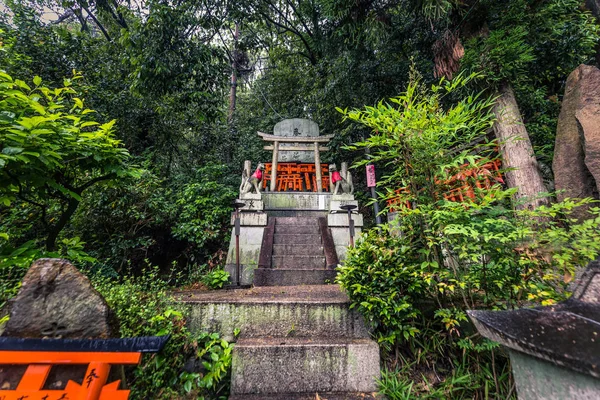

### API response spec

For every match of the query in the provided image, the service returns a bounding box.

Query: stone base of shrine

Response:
[225,211,268,285]
[262,192,332,211]
[224,192,364,285]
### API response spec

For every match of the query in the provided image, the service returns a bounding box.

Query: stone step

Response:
[274,224,320,234]
[273,234,322,245]
[253,268,336,286]
[229,392,379,400]
[178,285,369,340]
[272,244,324,256]
[275,217,320,225]
[230,337,380,395]
[272,255,326,269]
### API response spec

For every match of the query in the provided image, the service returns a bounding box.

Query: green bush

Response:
[202,269,230,289]
[338,73,600,398]
[92,267,232,399]
[72,164,236,278]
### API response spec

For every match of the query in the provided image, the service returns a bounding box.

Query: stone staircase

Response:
[176,217,380,399]
[254,217,338,286]
[177,285,380,399]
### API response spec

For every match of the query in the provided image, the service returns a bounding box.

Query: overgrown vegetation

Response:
[337,75,600,398]
[1,0,600,398]
[92,267,233,399]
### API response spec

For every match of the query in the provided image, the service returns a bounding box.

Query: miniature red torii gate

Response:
[0,336,169,400]
[258,131,334,192]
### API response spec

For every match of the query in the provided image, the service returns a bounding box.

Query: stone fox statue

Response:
[329,164,354,195]
[240,163,265,195]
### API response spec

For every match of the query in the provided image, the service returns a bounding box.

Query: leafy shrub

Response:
[202,269,230,289]
[0,70,135,252]
[72,164,235,277]
[179,332,234,397]
[337,74,600,398]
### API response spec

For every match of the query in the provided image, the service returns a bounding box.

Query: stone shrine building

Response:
[225,118,363,285]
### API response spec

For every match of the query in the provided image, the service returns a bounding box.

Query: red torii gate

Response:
[0,336,169,400]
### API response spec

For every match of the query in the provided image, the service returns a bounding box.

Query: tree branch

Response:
[283,0,313,38]
[80,3,112,41]
[76,172,118,193]
[259,9,317,64]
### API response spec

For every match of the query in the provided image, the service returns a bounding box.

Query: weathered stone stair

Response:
[254,217,338,286]
[177,285,380,399]
[176,216,379,399]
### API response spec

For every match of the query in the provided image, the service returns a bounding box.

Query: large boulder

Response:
[1,258,120,390]
[2,258,118,338]
[553,64,600,220]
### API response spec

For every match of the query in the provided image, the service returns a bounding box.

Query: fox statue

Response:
[240,162,265,195]
[329,163,354,195]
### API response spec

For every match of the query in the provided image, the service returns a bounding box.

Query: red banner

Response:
[366,164,376,187]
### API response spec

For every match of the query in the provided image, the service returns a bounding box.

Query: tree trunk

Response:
[228,23,240,123]
[46,198,80,252]
[493,81,548,210]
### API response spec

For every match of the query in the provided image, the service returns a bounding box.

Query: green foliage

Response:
[71,164,235,276]
[337,75,600,398]
[460,0,600,164]
[202,269,231,289]
[171,169,237,249]
[92,267,232,399]
[378,360,503,400]
[179,332,234,398]
[341,72,496,209]
[0,68,136,251]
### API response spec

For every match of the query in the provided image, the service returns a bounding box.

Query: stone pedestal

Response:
[225,211,268,285]
[239,194,264,211]
[327,212,363,261]
[329,194,359,213]
[468,260,600,400]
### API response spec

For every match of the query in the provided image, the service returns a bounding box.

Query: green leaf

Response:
[14,79,31,91]
[33,76,42,86]
[2,147,24,155]
[80,121,99,128]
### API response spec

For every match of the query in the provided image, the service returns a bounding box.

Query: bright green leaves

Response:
[0,70,134,250]
[337,73,600,398]
[341,72,496,213]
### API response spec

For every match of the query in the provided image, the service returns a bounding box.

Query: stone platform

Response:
[175,285,380,397]
[225,203,363,285]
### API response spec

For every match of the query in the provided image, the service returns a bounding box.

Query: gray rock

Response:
[1,258,120,390]
[2,258,118,339]
[273,119,319,162]
[554,64,600,220]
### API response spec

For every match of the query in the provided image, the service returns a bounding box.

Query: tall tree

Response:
[454,0,599,208]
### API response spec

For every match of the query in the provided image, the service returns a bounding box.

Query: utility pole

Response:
[228,23,240,123]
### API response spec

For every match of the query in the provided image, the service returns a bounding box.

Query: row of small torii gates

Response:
[258,131,333,192]
[258,127,504,205]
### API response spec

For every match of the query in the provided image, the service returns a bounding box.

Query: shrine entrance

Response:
[262,162,330,192]
[226,118,363,287]
[258,119,333,192]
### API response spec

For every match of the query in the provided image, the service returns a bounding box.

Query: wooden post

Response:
[314,142,322,192]
[228,23,240,123]
[270,141,279,192]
